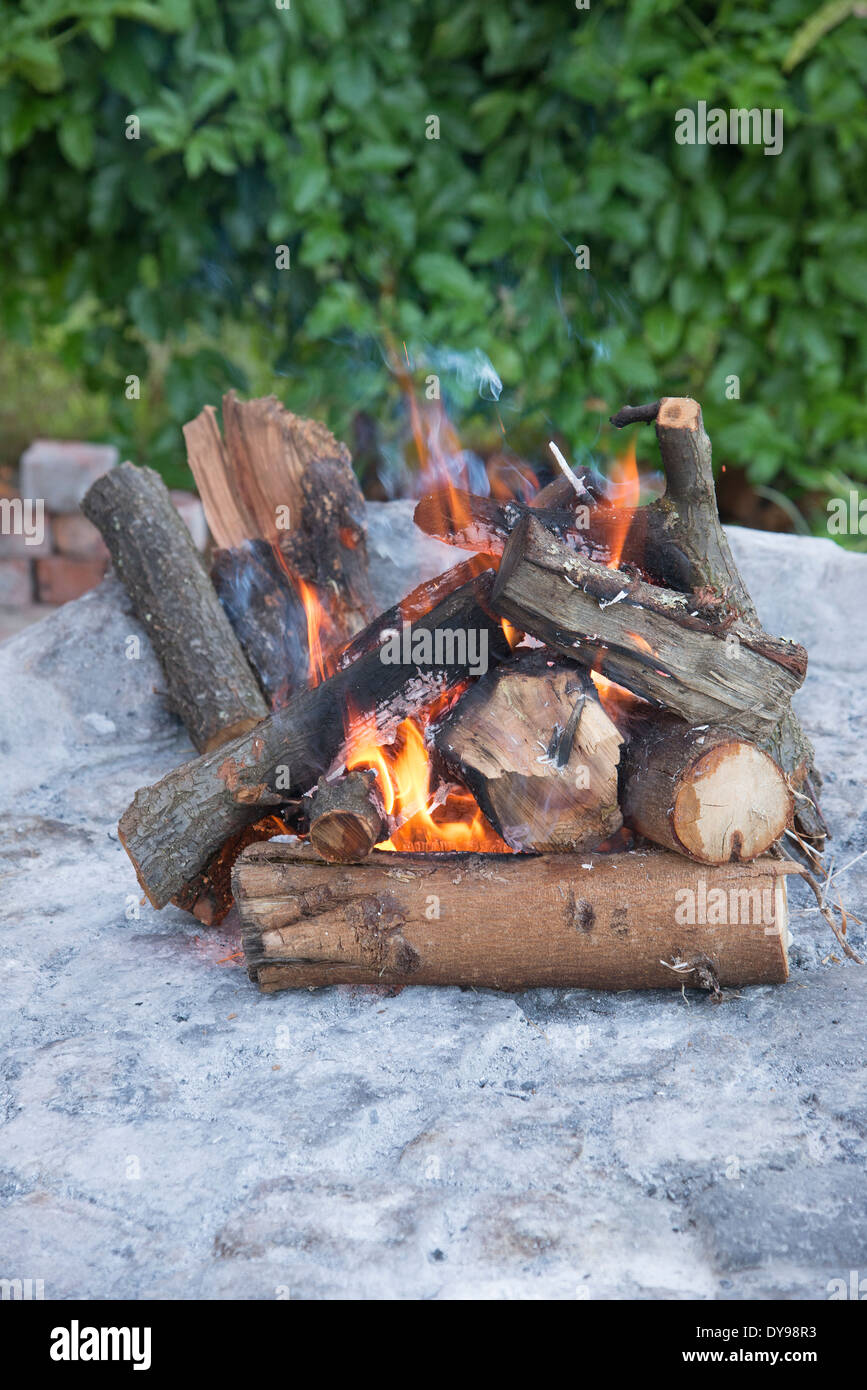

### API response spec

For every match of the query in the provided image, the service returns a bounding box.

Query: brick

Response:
[0,494,53,557]
[0,558,34,605]
[170,490,209,551]
[35,555,108,605]
[52,512,110,560]
[19,439,118,513]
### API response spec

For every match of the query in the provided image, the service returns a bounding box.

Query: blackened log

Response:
[413,488,694,590]
[118,572,511,907]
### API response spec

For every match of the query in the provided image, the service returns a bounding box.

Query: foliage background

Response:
[1,0,865,538]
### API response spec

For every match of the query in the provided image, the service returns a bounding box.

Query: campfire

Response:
[81,392,832,996]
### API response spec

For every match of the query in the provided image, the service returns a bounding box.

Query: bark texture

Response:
[82,461,268,752]
[236,842,796,992]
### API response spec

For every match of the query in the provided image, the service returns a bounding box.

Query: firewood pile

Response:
[82,393,830,996]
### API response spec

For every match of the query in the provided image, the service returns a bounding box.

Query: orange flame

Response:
[346,717,511,853]
[593,438,643,725]
[295,576,338,687]
[606,436,640,571]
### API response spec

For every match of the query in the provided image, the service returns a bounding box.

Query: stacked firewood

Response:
[82,393,822,994]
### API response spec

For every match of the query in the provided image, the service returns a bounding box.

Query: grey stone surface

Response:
[0,517,865,1300]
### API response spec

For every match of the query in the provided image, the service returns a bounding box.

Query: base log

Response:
[235,842,797,992]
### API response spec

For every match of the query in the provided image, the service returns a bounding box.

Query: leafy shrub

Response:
[1,0,866,528]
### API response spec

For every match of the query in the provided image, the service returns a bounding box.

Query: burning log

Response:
[304,769,386,863]
[82,462,268,753]
[210,540,308,707]
[118,572,511,908]
[434,651,623,851]
[619,716,793,864]
[235,842,797,992]
[334,555,487,668]
[491,514,806,738]
[413,487,695,590]
[186,392,376,690]
[610,396,824,840]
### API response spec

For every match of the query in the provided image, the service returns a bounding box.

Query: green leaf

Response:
[57,114,94,171]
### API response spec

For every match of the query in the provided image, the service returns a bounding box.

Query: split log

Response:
[82,462,268,753]
[118,572,511,908]
[435,651,623,851]
[183,391,350,549]
[611,396,823,839]
[235,842,797,992]
[303,770,386,863]
[492,514,806,738]
[186,392,376,658]
[619,716,793,864]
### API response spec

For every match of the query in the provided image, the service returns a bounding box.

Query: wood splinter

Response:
[304,769,386,862]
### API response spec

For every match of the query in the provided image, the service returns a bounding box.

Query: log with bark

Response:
[82,462,268,753]
[619,715,793,864]
[434,650,623,851]
[609,396,824,839]
[118,571,511,908]
[303,769,386,863]
[235,842,797,992]
[491,514,807,738]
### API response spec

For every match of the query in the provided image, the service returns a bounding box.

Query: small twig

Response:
[548,441,589,498]
[609,400,661,429]
[781,829,864,965]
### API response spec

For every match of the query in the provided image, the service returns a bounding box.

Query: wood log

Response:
[611,396,824,839]
[82,462,268,753]
[234,842,797,992]
[303,770,386,863]
[334,556,486,669]
[118,572,511,908]
[619,716,793,864]
[492,514,806,738]
[183,391,351,549]
[210,539,308,708]
[413,487,694,590]
[434,651,623,851]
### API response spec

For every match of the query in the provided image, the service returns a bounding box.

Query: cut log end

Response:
[674,741,792,863]
[304,769,386,863]
[621,721,793,865]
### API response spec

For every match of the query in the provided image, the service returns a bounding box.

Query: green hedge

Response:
[1,0,866,524]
